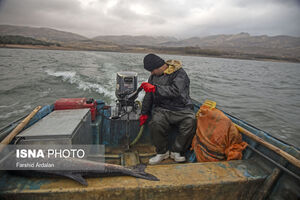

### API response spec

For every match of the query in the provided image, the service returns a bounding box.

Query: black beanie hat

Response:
[143,54,165,71]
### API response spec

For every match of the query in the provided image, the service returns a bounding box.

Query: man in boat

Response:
[139,53,196,165]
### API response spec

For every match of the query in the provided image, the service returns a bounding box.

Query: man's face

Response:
[151,64,166,76]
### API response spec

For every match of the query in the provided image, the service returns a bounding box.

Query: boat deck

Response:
[0,158,269,200]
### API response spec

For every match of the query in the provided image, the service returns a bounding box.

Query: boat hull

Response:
[0,99,299,199]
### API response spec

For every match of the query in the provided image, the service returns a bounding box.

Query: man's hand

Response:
[140,82,156,93]
[139,114,148,126]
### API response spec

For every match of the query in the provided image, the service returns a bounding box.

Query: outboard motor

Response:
[116,72,138,106]
[113,72,142,118]
[111,71,143,149]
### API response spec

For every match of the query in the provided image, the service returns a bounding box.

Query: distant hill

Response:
[93,32,300,59]
[160,33,300,58]
[0,35,60,46]
[0,25,299,61]
[163,32,300,48]
[93,35,178,46]
[0,25,88,42]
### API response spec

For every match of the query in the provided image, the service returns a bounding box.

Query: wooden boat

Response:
[0,98,299,200]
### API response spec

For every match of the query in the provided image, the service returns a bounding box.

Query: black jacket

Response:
[141,67,193,115]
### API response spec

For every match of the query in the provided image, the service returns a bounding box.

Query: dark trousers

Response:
[149,107,196,154]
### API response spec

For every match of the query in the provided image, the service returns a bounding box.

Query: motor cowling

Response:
[115,71,138,107]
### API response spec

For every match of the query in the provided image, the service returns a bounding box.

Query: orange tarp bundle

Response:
[191,105,248,162]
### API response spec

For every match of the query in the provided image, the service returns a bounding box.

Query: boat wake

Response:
[44,69,115,100]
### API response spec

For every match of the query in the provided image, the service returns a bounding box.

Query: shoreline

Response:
[1,44,299,64]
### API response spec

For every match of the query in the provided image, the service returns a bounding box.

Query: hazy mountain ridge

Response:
[1,25,299,61]
[160,32,300,58]
[162,32,300,48]
[0,25,88,42]
[0,35,61,46]
[93,35,178,46]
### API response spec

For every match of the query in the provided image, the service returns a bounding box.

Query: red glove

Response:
[140,82,156,93]
[139,115,148,126]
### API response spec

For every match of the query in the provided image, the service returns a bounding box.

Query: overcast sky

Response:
[0,0,299,38]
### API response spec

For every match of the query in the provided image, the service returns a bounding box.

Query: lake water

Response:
[0,48,299,147]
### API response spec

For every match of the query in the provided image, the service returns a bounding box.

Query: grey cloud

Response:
[105,0,166,25]
[0,0,299,38]
[232,0,300,8]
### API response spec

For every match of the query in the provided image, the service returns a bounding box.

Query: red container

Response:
[54,98,97,121]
